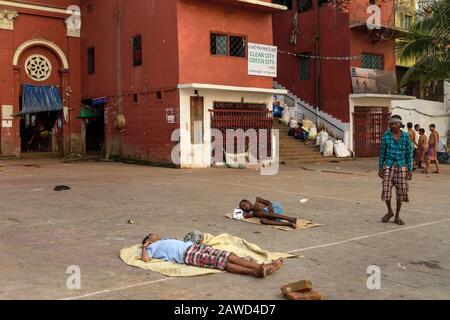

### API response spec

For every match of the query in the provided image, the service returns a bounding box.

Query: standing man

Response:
[407,123,416,161]
[413,124,420,168]
[417,128,428,169]
[379,115,413,226]
[424,124,440,174]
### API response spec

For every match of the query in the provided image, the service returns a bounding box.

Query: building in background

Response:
[81,0,286,168]
[272,0,414,157]
[395,0,446,103]
[395,0,417,97]
[0,0,82,158]
[0,0,286,165]
[395,0,416,68]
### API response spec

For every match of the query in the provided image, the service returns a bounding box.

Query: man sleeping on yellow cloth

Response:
[140,232,283,278]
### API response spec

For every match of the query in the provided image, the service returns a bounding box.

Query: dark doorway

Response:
[85,110,105,154]
[21,111,62,153]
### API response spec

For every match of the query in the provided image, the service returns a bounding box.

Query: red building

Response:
[0,0,82,157]
[81,0,287,167]
[0,0,286,165]
[273,0,413,156]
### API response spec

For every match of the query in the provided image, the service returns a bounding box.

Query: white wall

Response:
[391,99,450,145]
[179,88,273,168]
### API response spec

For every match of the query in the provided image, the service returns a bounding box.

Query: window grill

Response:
[300,56,311,80]
[133,36,142,67]
[210,33,228,56]
[361,54,384,70]
[87,47,95,75]
[230,36,246,57]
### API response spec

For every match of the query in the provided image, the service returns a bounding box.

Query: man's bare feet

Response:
[289,222,297,229]
[265,259,283,276]
[394,218,405,226]
[256,264,267,278]
[382,212,394,223]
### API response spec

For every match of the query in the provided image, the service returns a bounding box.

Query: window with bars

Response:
[87,47,95,75]
[211,33,246,58]
[132,35,142,67]
[211,33,228,56]
[229,36,246,57]
[361,54,384,70]
[299,56,311,80]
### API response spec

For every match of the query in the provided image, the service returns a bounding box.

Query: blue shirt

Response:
[147,239,194,264]
[379,130,413,172]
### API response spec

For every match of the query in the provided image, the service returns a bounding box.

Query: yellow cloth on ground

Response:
[225,213,321,231]
[120,233,294,277]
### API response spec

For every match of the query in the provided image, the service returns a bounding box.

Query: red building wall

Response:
[177,0,274,89]
[273,0,396,123]
[81,0,279,164]
[81,0,180,163]
[0,0,82,156]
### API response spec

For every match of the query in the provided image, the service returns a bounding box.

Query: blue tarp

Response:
[21,84,63,114]
[92,97,107,106]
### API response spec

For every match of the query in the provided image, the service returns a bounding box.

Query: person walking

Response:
[379,115,413,226]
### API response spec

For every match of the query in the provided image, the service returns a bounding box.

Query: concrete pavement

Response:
[0,158,449,300]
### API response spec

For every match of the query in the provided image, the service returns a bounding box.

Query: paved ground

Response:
[0,158,449,300]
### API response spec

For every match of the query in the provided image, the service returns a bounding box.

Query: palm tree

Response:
[396,0,450,98]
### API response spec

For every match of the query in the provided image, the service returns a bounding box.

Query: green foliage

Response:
[396,0,450,86]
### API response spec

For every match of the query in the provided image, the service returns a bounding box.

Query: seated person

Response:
[239,197,297,229]
[294,126,309,141]
[141,233,283,278]
[437,140,449,164]
[272,101,284,118]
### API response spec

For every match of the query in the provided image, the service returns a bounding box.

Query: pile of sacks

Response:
[280,106,304,127]
[316,131,351,158]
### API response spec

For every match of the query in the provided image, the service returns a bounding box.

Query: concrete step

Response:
[279,146,320,152]
[272,119,328,163]
[279,145,319,150]
[281,154,322,159]
[280,158,342,165]
[20,152,62,159]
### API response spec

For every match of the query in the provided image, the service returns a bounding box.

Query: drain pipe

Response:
[115,0,123,159]
[314,0,321,128]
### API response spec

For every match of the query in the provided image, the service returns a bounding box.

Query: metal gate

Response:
[210,102,272,159]
[353,107,391,158]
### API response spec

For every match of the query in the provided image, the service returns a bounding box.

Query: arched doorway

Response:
[13,41,69,155]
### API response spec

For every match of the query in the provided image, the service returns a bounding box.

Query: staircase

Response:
[274,120,338,165]
[273,81,350,142]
